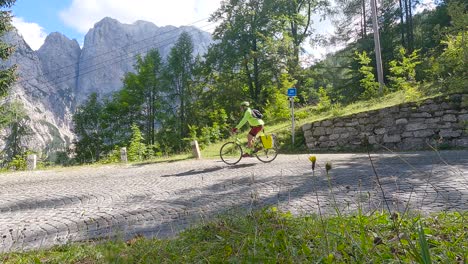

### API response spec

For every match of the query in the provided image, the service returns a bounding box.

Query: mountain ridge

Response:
[1,17,212,162]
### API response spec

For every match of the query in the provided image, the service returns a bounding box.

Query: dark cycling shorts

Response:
[249,125,263,137]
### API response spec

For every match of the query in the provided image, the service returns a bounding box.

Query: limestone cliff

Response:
[0,17,212,160]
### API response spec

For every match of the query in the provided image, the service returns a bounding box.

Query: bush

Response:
[355,51,380,100]
[388,47,423,101]
[316,87,332,112]
[127,124,147,162]
[99,146,121,164]
[264,90,290,121]
[431,33,468,93]
[7,154,27,171]
[331,103,345,117]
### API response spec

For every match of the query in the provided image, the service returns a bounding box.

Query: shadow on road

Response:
[161,166,225,177]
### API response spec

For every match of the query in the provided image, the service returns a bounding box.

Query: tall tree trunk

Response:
[253,38,261,103]
[179,80,186,139]
[288,0,312,86]
[150,87,155,145]
[404,0,412,52]
[398,0,405,48]
[291,20,300,70]
[244,61,256,101]
[362,0,367,38]
[407,0,414,52]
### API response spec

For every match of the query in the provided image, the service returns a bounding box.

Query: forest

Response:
[0,0,467,166]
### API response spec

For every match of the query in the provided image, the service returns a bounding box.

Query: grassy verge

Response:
[2,209,466,263]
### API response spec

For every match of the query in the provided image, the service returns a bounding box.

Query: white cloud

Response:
[414,0,436,14]
[59,0,222,34]
[11,17,48,50]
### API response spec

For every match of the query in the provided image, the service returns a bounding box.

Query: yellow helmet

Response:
[240,101,250,107]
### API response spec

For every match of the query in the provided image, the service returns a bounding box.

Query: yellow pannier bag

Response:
[260,134,274,149]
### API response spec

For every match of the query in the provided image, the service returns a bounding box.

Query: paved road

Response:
[0,151,467,252]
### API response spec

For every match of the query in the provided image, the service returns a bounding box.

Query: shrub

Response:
[7,154,27,171]
[127,124,147,162]
[388,47,423,101]
[355,51,380,100]
[431,32,468,92]
[99,146,121,164]
[331,103,345,117]
[316,86,332,112]
[264,90,290,121]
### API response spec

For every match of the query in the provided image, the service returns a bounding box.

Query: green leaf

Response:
[418,223,432,264]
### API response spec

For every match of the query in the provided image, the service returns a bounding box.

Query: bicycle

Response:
[220,131,278,165]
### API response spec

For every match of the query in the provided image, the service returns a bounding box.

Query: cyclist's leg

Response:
[248,126,263,153]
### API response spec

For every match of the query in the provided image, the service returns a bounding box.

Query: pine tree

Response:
[128,124,146,162]
[72,93,105,163]
[355,51,380,100]
[0,0,17,98]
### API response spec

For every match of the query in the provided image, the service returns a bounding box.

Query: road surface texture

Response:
[0,150,467,252]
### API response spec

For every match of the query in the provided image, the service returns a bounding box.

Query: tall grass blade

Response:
[418,223,432,264]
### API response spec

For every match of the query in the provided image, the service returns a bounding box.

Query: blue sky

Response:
[9,0,436,64]
[9,0,352,63]
[11,0,222,50]
[12,0,82,45]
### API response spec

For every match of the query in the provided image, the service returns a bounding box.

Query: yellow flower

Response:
[308,156,317,163]
[309,156,317,170]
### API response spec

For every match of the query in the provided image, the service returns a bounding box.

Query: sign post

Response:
[287,88,297,145]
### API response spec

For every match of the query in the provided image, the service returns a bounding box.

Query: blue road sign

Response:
[287,88,297,97]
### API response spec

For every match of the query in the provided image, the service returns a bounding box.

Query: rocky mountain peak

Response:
[1,17,213,160]
[76,17,212,103]
[40,32,80,50]
[93,16,120,28]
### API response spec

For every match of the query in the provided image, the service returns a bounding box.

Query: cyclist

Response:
[232,101,264,157]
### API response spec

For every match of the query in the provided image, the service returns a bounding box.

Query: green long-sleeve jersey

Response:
[235,108,264,129]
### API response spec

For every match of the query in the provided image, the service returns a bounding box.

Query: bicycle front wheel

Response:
[220,142,243,165]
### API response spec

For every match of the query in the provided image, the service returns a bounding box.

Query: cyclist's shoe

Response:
[252,147,260,153]
[242,153,252,158]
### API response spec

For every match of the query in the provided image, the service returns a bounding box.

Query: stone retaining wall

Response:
[302,94,468,151]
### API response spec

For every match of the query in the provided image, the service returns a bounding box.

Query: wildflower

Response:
[309,155,317,170]
[325,162,332,172]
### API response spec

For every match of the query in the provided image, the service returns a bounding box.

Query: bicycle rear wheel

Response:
[255,136,278,163]
[220,142,243,165]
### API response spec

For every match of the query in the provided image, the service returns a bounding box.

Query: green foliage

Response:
[199,125,222,147]
[264,73,295,121]
[417,223,432,264]
[0,100,31,167]
[54,151,72,166]
[122,49,164,146]
[431,32,468,92]
[72,93,105,163]
[355,51,380,100]
[388,47,423,101]
[209,0,286,105]
[0,0,16,99]
[98,146,121,164]
[127,124,147,162]
[294,109,310,121]
[185,108,229,149]
[265,90,290,121]
[316,86,332,112]
[330,102,345,117]
[7,154,26,170]
[5,150,36,171]
[166,32,195,141]
[3,210,466,263]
